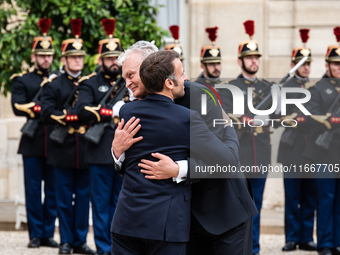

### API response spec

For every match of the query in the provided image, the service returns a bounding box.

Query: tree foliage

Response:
[0,0,168,96]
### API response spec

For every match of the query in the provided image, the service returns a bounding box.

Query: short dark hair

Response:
[140,50,180,93]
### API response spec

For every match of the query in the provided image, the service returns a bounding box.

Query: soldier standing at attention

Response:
[40,19,95,255]
[303,26,340,255]
[278,28,317,252]
[10,18,59,249]
[76,18,128,255]
[220,20,272,255]
[196,27,222,87]
[165,25,185,63]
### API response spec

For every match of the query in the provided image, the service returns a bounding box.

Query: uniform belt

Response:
[252,126,270,135]
[244,126,270,136]
[68,126,86,134]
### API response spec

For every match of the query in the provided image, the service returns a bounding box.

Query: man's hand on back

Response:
[139,153,179,180]
[112,116,143,159]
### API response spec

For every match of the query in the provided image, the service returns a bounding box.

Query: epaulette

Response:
[261,78,274,86]
[305,80,317,90]
[10,71,28,80]
[45,73,58,84]
[217,78,230,84]
[48,72,58,80]
[228,78,237,84]
[78,72,96,83]
[40,75,57,87]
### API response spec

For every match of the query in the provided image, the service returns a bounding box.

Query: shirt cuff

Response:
[172,160,188,183]
[111,148,125,167]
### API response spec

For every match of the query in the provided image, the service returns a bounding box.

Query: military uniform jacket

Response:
[40,72,88,169]
[303,74,340,164]
[11,69,50,157]
[76,72,126,165]
[195,73,221,87]
[277,77,310,165]
[221,74,271,169]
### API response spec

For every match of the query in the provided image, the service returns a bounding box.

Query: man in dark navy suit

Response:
[111,41,256,255]
[111,50,248,255]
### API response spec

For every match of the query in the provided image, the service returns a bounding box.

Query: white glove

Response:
[112,100,125,117]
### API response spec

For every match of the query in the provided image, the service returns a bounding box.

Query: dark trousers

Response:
[283,176,316,244]
[187,214,252,255]
[317,177,340,248]
[90,164,123,254]
[54,166,90,246]
[23,156,57,239]
[111,232,186,255]
[250,177,267,254]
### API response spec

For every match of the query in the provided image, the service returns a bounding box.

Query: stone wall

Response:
[0,94,24,200]
[187,0,340,80]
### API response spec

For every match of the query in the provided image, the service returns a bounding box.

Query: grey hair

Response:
[117,40,159,65]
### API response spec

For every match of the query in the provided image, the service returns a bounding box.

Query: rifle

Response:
[238,56,308,138]
[84,77,126,144]
[49,84,79,145]
[253,56,309,111]
[314,92,340,150]
[18,72,59,138]
[254,56,308,143]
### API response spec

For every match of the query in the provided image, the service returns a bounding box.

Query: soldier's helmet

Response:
[98,18,122,58]
[325,26,340,62]
[200,27,221,63]
[238,20,262,58]
[32,18,54,55]
[291,29,312,63]
[61,18,86,56]
[165,25,184,60]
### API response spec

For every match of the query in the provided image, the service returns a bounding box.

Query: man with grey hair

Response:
[112,41,256,255]
[118,40,159,64]
[116,40,159,99]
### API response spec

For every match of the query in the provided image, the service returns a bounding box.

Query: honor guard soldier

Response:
[76,18,128,255]
[278,29,317,252]
[165,25,185,62]
[303,26,340,255]
[40,18,96,255]
[196,26,222,86]
[10,17,59,249]
[220,20,272,255]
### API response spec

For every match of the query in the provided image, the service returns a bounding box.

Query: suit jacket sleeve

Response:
[190,111,240,170]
